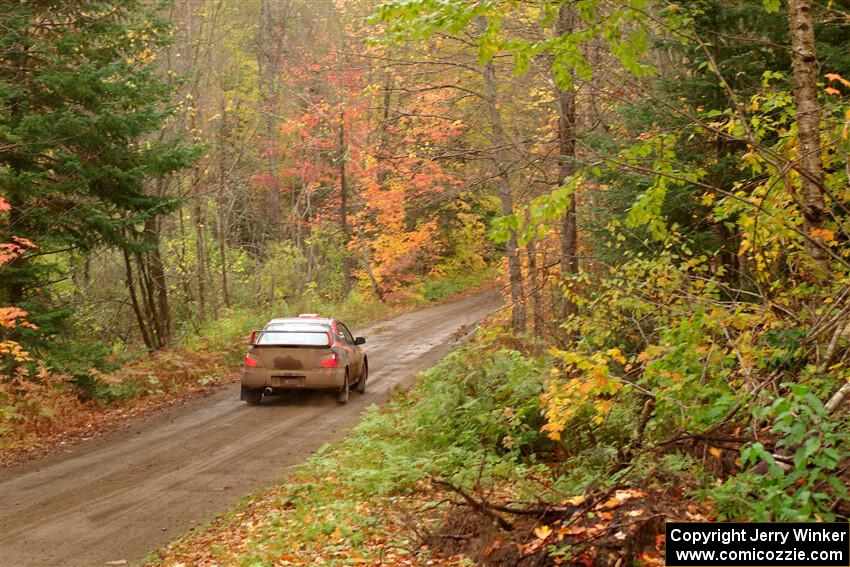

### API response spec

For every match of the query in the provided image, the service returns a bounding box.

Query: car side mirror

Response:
[354,337,366,345]
[249,330,259,345]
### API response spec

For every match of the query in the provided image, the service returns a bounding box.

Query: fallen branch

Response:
[432,479,514,531]
[432,478,617,527]
[438,533,473,540]
[826,382,850,415]
[819,318,848,371]
[660,432,757,447]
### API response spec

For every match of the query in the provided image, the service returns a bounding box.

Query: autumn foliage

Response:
[0,197,37,366]
[4,1,850,565]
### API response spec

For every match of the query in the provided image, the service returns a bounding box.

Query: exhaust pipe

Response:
[264,387,273,396]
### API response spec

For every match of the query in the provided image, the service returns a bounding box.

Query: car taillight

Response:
[245,355,258,367]
[320,352,338,368]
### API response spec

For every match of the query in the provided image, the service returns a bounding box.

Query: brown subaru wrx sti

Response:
[240,314,368,404]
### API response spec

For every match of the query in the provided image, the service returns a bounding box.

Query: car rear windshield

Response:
[255,330,330,347]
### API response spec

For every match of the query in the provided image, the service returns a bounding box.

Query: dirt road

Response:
[0,290,500,567]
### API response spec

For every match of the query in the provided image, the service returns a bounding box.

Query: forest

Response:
[1,0,849,565]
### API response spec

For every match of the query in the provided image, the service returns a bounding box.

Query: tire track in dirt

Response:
[0,290,500,567]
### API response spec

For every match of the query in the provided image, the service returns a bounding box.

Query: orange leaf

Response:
[558,525,587,538]
[597,489,647,510]
[484,538,502,556]
[810,228,836,243]
[641,551,665,566]
[521,539,544,555]
[825,72,850,87]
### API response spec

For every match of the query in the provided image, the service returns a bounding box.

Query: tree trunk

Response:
[482,60,526,333]
[788,0,829,274]
[177,205,193,301]
[257,0,287,237]
[123,218,170,351]
[354,215,384,299]
[192,197,208,321]
[145,193,171,345]
[217,99,231,309]
[555,5,579,320]
[526,228,543,337]
[123,247,154,351]
[217,200,230,309]
[339,108,353,297]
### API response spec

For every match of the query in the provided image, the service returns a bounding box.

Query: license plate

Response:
[272,376,305,387]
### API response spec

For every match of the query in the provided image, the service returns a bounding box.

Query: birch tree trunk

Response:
[482,60,526,333]
[788,0,829,274]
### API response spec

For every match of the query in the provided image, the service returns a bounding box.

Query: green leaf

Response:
[763,0,781,13]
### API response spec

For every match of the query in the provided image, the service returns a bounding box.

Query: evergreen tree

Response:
[0,1,199,357]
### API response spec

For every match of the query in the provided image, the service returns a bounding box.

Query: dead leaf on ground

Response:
[562,494,586,506]
[534,524,552,540]
[484,538,502,556]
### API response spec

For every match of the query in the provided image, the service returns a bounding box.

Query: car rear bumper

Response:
[241,367,345,391]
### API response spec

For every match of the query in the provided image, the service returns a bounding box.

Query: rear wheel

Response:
[241,385,262,405]
[337,370,350,404]
[355,359,367,394]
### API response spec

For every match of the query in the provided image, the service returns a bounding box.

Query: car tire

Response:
[355,359,367,394]
[242,385,262,405]
[338,370,350,404]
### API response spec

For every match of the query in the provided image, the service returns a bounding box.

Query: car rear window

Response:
[255,330,330,347]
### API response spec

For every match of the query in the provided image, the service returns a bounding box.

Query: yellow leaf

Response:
[563,495,587,506]
[606,348,626,364]
[844,109,850,139]
[534,525,553,540]
[547,429,562,441]
[708,446,723,458]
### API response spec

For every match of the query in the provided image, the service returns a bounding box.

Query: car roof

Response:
[265,317,333,327]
